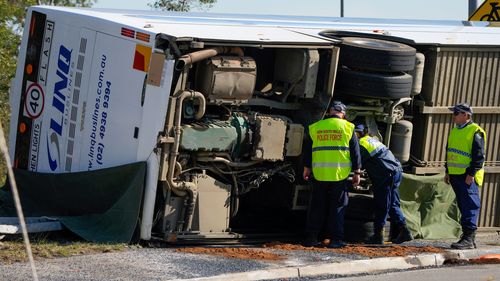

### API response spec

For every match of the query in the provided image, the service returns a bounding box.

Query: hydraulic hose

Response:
[175,47,244,71]
[167,91,205,196]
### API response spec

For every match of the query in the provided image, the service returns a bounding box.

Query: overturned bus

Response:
[5,6,500,242]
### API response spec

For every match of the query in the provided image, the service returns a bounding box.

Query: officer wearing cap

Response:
[302,101,361,248]
[445,103,486,249]
[354,124,412,244]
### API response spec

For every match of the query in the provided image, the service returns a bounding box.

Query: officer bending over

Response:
[355,124,413,244]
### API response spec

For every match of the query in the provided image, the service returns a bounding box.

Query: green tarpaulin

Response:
[400,173,461,239]
[0,162,146,243]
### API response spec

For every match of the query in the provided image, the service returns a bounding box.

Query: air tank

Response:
[389,120,413,164]
[410,52,425,95]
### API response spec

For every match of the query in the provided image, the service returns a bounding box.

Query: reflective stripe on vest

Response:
[309,118,354,181]
[359,135,386,157]
[447,122,487,185]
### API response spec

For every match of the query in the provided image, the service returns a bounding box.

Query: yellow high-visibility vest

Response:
[309,118,354,181]
[359,135,385,156]
[447,122,486,186]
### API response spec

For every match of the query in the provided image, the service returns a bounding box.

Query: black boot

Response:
[389,222,401,243]
[327,239,347,248]
[451,229,476,249]
[394,224,413,244]
[366,228,384,244]
[302,232,321,247]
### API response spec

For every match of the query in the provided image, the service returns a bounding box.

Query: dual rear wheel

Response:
[336,37,416,99]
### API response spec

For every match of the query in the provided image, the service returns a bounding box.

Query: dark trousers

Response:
[305,179,349,241]
[450,174,481,231]
[372,170,406,230]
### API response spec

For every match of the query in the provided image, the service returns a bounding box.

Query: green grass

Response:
[0,233,133,264]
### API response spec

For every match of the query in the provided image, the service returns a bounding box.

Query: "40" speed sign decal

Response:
[24,82,45,119]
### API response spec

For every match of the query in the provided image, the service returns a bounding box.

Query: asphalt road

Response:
[330,264,500,281]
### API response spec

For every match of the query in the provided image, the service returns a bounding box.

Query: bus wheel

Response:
[336,69,413,99]
[339,37,416,72]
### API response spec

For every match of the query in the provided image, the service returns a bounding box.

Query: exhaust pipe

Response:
[175,47,244,71]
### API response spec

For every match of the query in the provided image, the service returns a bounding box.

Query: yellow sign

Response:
[469,0,500,21]
[133,44,152,72]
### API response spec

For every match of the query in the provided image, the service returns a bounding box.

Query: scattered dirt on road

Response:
[445,256,500,265]
[263,241,330,252]
[469,254,500,265]
[176,247,285,261]
[177,242,444,261]
[469,258,500,264]
[264,242,443,257]
[331,245,443,257]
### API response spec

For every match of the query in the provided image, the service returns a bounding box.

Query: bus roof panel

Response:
[32,6,500,46]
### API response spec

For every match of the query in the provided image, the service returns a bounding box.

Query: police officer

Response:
[354,124,413,244]
[302,101,361,248]
[445,103,486,249]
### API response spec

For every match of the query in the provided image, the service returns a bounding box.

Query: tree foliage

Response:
[0,0,32,184]
[0,0,32,136]
[149,0,216,12]
[36,0,95,7]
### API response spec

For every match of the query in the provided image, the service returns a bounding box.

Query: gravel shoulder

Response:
[0,233,498,281]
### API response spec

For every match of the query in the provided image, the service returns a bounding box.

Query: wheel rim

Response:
[345,38,403,49]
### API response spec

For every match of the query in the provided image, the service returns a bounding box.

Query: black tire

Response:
[344,219,393,243]
[345,194,375,220]
[344,219,374,242]
[336,69,413,99]
[339,37,416,72]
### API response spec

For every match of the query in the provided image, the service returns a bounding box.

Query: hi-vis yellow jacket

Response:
[447,123,486,185]
[308,118,354,181]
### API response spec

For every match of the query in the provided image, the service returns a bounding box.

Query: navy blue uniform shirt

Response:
[359,138,402,183]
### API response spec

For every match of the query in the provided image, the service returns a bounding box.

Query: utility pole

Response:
[340,0,344,17]
[469,0,480,17]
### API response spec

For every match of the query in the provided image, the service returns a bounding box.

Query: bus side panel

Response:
[78,32,147,171]
[11,10,155,173]
[136,59,174,162]
[34,20,90,173]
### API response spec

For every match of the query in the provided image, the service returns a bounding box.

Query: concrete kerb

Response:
[297,254,442,278]
[180,247,500,281]
[445,247,500,260]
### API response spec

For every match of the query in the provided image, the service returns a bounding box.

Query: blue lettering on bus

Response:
[47,45,71,171]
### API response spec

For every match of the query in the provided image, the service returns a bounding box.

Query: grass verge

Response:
[0,233,133,264]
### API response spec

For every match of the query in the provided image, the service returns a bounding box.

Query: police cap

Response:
[449,103,473,115]
[331,101,347,114]
[354,123,365,132]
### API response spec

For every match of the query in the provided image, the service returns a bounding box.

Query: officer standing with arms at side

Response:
[302,101,361,248]
[354,124,413,244]
[445,103,486,249]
